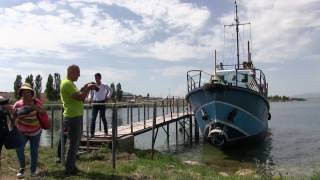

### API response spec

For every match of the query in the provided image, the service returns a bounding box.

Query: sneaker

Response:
[16,168,25,178]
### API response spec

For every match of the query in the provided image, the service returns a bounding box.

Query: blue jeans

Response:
[16,132,41,173]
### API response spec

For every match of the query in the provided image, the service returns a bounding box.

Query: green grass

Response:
[1,146,320,180]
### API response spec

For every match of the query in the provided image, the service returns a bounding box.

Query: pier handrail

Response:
[43,96,195,170]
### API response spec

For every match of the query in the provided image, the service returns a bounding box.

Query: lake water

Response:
[41,99,320,176]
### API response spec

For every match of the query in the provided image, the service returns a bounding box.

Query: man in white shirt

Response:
[89,73,112,137]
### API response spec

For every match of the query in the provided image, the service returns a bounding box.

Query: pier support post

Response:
[189,115,193,145]
[60,107,65,165]
[130,103,133,133]
[112,104,117,169]
[194,116,199,144]
[86,107,90,151]
[51,106,54,148]
[151,102,157,159]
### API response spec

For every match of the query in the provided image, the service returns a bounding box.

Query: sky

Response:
[0,0,319,97]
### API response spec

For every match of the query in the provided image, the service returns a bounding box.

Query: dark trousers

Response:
[91,104,108,135]
[57,116,82,172]
[0,118,8,155]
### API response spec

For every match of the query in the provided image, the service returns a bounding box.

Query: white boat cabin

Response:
[215,69,255,88]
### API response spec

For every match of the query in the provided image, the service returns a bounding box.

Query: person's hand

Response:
[87,83,98,90]
[32,104,45,113]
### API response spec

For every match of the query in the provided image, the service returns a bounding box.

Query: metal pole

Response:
[105,105,108,135]
[112,104,117,169]
[147,103,150,120]
[176,98,179,118]
[138,104,140,122]
[127,103,129,124]
[166,97,169,114]
[195,116,199,144]
[162,101,165,122]
[189,115,193,145]
[86,106,90,151]
[99,112,102,131]
[183,118,185,144]
[151,102,156,159]
[130,103,133,133]
[182,100,185,116]
[51,105,54,148]
[172,97,175,114]
[143,104,146,128]
[60,106,65,164]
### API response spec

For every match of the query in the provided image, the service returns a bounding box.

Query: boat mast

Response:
[235,1,240,69]
[214,49,217,75]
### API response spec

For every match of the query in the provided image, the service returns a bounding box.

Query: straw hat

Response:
[19,83,34,97]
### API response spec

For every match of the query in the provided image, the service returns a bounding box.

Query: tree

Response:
[45,74,55,101]
[14,75,23,99]
[25,74,34,88]
[34,74,42,99]
[116,83,123,101]
[53,73,61,100]
[110,83,116,101]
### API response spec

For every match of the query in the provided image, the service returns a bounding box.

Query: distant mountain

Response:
[294,92,320,99]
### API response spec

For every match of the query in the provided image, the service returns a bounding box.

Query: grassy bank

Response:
[0,146,319,180]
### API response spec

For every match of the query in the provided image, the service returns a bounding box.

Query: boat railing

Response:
[187,68,268,97]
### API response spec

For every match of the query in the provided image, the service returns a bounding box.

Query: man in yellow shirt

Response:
[59,65,97,175]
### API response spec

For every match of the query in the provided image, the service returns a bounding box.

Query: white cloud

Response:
[0,0,319,64]
[38,1,57,12]
[0,0,211,61]
[238,0,320,63]
[13,2,37,12]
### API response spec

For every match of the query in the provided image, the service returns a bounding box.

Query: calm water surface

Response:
[41,99,320,176]
[136,99,320,176]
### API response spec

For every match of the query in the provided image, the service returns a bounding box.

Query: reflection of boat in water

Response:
[186,1,271,147]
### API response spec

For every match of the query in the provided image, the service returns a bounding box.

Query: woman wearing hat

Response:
[13,83,46,178]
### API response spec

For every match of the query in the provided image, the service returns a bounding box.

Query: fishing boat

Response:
[186,2,270,147]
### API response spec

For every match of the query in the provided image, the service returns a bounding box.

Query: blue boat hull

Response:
[186,84,270,146]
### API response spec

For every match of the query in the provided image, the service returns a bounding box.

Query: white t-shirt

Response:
[89,84,112,101]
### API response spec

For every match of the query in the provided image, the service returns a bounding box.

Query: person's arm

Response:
[32,99,46,113]
[72,83,97,101]
[104,85,113,100]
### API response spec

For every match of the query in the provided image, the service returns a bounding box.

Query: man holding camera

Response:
[89,73,112,137]
[59,65,98,175]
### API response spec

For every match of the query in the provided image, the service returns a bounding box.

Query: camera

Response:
[89,82,100,91]
[0,97,9,105]
[0,97,9,118]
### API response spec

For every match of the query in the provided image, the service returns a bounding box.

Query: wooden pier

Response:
[79,112,191,149]
[48,97,198,169]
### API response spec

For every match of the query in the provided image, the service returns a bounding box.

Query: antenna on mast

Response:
[235,1,240,69]
[248,41,251,63]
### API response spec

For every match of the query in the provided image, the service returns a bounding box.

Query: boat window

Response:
[232,75,236,81]
[242,74,248,83]
[218,75,224,81]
